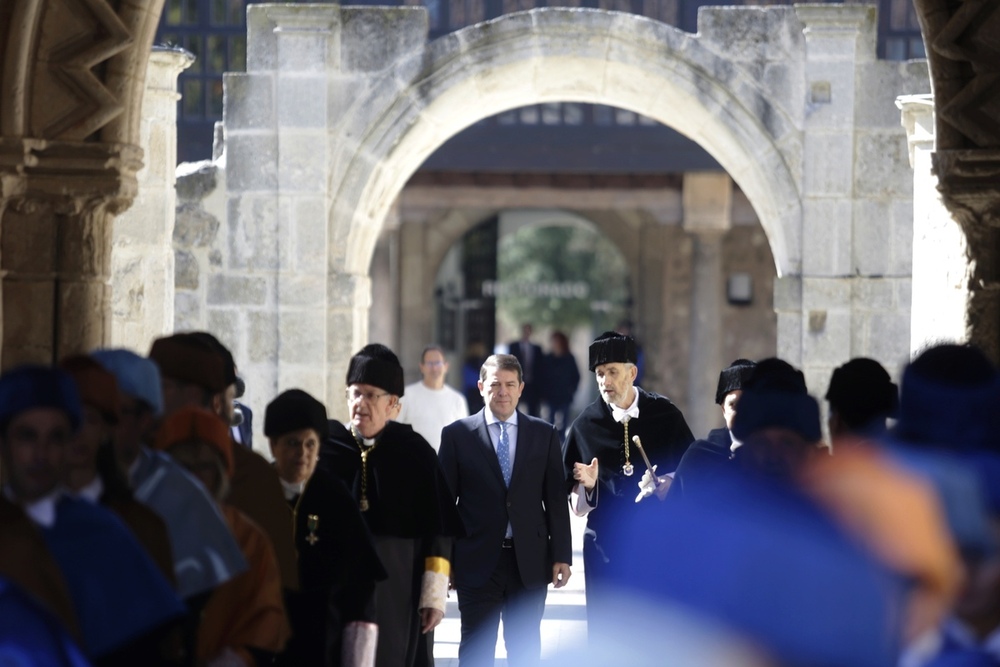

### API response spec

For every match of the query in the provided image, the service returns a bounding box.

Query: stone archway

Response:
[221,3,926,416]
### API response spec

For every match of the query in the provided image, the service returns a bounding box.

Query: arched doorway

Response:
[222,4,921,418]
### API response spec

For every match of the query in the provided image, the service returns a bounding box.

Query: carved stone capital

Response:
[0,137,142,217]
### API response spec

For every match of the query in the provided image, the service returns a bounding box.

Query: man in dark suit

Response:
[508,324,543,416]
[439,354,572,667]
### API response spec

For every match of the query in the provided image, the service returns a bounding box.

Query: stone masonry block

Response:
[802,277,852,309]
[866,310,910,368]
[224,73,275,130]
[176,163,219,202]
[174,291,202,330]
[773,275,802,311]
[854,132,911,199]
[804,309,851,366]
[247,6,278,72]
[279,309,325,363]
[341,7,427,73]
[206,309,244,363]
[174,204,220,248]
[276,133,328,192]
[277,31,331,74]
[802,198,852,276]
[852,199,891,276]
[293,198,328,273]
[277,274,326,307]
[248,311,278,364]
[174,250,199,289]
[803,132,853,196]
[851,277,895,311]
[207,275,267,306]
[227,195,284,270]
[890,198,913,275]
[226,133,278,192]
[276,76,328,129]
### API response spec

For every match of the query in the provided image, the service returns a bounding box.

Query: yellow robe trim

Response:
[424,556,451,576]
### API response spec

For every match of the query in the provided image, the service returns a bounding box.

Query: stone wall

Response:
[207,3,928,424]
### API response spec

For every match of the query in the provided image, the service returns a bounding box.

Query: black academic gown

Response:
[277,470,386,667]
[562,388,693,636]
[671,427,734,500]
[322,421,463,667]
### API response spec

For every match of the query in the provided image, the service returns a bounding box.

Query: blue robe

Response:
[0,575,91,667]
[131,447,247,597]
[41,497,186,659]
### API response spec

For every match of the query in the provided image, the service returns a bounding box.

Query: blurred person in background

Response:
[540,331,579,440]
[156,406,290,667]
[396,345,469,453]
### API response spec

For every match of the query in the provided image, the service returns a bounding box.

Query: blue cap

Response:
[0,365,82,430]
[91,349,164,417]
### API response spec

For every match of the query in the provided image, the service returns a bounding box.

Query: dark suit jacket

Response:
[508,341,542,384]
[439,409,572,591]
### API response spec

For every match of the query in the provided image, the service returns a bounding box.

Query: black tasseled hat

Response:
[588,331,637,371]
[346,343,405,397]
[715,358,757,405]
[264,389,330,441]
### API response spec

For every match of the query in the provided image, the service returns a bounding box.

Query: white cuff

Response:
[342,621,378,667]
[570,482,597,516]
[419,569,449,613]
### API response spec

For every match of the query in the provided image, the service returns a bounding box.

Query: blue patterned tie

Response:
[498,421,512,487]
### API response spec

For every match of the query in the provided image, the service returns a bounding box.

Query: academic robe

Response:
[228,444,299,591]
[100,492,176,587]
[0,496,80,640]
[131,447,247,598]
[562,387,693,635]
[197,504,291,664]
[670,427,733,500]
[41,496,186,660]
[0,575,91,667]
[323,420,464,667]
[277,470,386,667]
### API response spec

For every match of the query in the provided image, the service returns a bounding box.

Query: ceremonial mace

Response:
[631,435,660,487]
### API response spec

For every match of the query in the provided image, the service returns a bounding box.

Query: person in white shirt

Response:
[396,345,469,452]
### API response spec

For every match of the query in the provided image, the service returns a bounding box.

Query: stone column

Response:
[683,172,731,438]
[225,6,339,429]
[897,95,968,353]
[794,5,866,392]
[0,140,141,367]
[111,48,194,351]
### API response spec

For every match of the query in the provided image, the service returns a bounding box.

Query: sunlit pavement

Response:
[434,514,588,666]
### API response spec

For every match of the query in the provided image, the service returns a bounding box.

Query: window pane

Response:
[184,0,199,24]
[166,0,184,25]
[520,105,539,125]
[909,37,926,59]
[209,79,225,117]
[615,108,636,125]
[498,110,518,125]
[563,103,583,125]
[593,104,614,126]
[229,36,247,72]
[642,0,676,24]
[229,0,245,24]
[185,35,203,72]
[183,80,203,118]
[542,103,561,125]
[210,0,225,24]
[207,35,226,73]
[884,38,905,61]
[160,32,180,48]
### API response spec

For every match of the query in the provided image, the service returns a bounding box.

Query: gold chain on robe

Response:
[351,426,379,511]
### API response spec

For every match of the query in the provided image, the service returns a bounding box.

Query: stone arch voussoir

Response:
[332,8,803,279]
